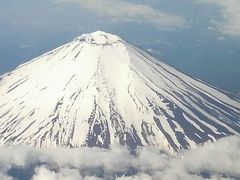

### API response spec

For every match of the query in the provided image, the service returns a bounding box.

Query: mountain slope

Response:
[0,31,239,153]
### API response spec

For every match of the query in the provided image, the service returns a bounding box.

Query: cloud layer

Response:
[0,136,239,180]
[202,0,240,36]
[58,0,185,30]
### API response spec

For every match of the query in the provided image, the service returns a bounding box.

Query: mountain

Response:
[0,31,239,153]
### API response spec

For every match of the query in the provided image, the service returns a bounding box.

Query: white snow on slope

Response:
[0,31,239,153]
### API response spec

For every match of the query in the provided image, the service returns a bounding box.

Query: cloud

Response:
[57,0,185,30]
[19,44,32,49]
[32,167,85,180]
[0,136,239,179]
[201,0,240,36]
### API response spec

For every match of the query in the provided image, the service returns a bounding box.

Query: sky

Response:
[0,0,240,94]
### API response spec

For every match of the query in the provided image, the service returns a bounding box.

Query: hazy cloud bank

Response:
[201,0,240,36]
[0,136,239,180]
[57,0,185,30]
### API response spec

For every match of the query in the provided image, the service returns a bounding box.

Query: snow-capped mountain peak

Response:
[0,31,239,153]
[74,31,122,45]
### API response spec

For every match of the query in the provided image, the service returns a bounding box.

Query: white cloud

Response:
[0,136,239,179]
[32,167,58,180]
[0,172,12,180]
[57,0,185,30]
[32,167,85,180]
[201,0,240,36]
